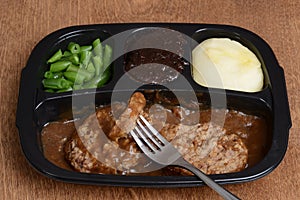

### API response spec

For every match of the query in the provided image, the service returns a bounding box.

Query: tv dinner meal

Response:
[16,24,291,187]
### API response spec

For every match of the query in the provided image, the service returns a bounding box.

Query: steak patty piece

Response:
[163,123,248,175]
[65,92,146,174]
[108,92,146,141]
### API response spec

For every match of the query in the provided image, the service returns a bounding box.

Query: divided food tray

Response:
[16,23,291,187]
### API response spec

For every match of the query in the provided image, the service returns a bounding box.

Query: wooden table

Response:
[1,1,299,199]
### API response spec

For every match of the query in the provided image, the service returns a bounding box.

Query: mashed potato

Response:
[192,38,264,92]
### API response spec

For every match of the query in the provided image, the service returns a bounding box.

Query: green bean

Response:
[66,65,94,81]
[73,84,82,90]
[65,79,74,87]
[79,69,94,81]
[92,38,103,57]
[66,64,80,72]
[63,71,85,84]
[63,51,72,57]
[103,44,113,70]
[80,51,92,66]
[44,89,55,93]
[68,42,81,54]
[80,45,92,52]
[44,71,63,79]
[47,49,62,63]
[78,63,84,69]
[92,38,101,48]
[50,61,71,72]
[86,62,95,73]
[42,78,71,89]
[97,68,111,87]
[92,56,103,76]
[68,54,80,65]
[57,87,73,93]
[82,68,111,89]
[44,71,52,79]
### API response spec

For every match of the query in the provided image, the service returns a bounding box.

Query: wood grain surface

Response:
[1,0,299,199]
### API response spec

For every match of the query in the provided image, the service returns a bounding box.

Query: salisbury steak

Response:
[64,92,248,175]
[161,123,248,175]
[65,92,146,174]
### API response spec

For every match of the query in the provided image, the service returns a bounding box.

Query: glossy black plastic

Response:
[16,23,291,187]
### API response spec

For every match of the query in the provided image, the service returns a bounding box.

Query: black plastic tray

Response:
[16,23,291,187]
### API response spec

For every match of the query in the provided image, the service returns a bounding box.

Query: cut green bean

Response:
[44,89,55,93]
[66,64,79,72]
[66,65,94,81]
[80,50,92,66]
[79,69,94,81]
[92,56,103,76]
[103,44,113,70]
[68,42,81,54]
[92,38,101,48]
[73,84,82,90]
[64,79,74,87]
[86,62,95,73]
[92,38,103,57]
[78,63,85,69]
[68,54,80,65]
[63,71,85,84]
[42,78,71,89]
[80,45,93,52]
[50,61,71,72]
[44,71,53,79]
[82,68,111,89]
[53,72,63,79]
[47,49,62,63]
[97,68,111,87]
[44,71,63,79]
[57,87,73,93]
[63,51,72,57]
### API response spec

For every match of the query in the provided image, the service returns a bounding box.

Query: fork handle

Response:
[173,157,241,200]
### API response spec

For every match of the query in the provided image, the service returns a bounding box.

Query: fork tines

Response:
[130,115,167,153]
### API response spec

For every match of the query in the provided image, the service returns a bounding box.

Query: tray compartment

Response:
[34,28,116,104]
[33,89,273,186]
[191,28,271,90]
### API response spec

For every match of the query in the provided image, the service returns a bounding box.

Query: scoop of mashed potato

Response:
[192,38,263,92]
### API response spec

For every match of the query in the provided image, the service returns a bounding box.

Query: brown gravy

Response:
[41,107,270,174]
[41,121,75,171]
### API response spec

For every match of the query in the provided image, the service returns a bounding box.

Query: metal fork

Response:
[130,115,240,200]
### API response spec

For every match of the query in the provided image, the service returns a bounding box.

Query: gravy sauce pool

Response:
[41,121,76,170]
[41,106,270,174]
